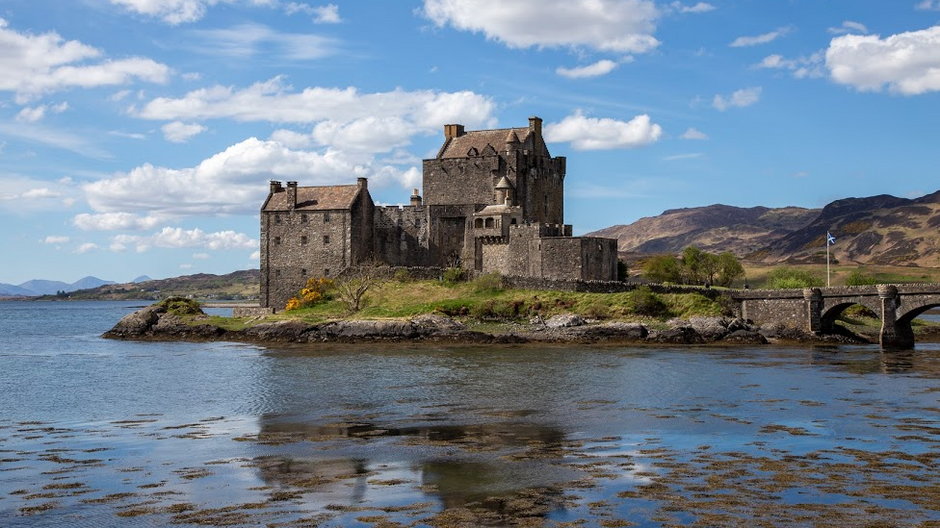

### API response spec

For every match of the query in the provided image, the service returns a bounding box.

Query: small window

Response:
[324,268,330,276]
[301,214,308,223]
[416,218,421,227]
[323,213,331,223]
[474,218,483,228]
[301,235,308,245]
[510,218,517,225]
[323,235,330,244]
[484,217,494,228]
[301,268,307,276]
[274,214,281,224]
[274,236,281,245]
[275,269,281,278]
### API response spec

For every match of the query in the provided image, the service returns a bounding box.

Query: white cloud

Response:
[83,137,421,216]
[0,176,79,212]
[544,111,663,150]
[313,4,341,23]
[826,25,940,95]
[42,235,70,244]
[75,242,99,254]
[0,18,169,102]
[712,87,761,111]
[187,23,337,61]
[16,102,68,123]
[729,27,792,47]
[0,121,110,158]
[680,127,708,140]
[193,252,210,259]
[669,2,715,14]
[757,52,824,79]
[663,152,703,161]
[112,227,257,252]
[249,250,261,260]
[556,59,621,79]
[916,0,940,11]
[180,263,193,269]
[422,0,660,53]
[828,21,868,35]
[73,212,164,231]
[162,121,207,143]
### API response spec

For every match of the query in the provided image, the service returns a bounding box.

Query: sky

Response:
[1,0,939,284]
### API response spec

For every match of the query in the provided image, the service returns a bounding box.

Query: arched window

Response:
[484,217,494,228]
[474,218,483,228]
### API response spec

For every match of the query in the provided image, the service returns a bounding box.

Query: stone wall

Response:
[423,157,498,206]
[373,205,430,266]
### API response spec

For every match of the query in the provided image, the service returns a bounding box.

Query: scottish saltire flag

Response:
[827,231,836,245]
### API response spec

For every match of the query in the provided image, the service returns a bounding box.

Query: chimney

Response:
[269,180,283,194]
[286,181,297,209]
[357,177,368,191]
[444,124,465,139]
[410,188,422,207]
[528,116,542,136]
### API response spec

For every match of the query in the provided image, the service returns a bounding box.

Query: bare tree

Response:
[334,263,390,313]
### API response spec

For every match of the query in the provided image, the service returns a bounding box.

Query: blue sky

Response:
[2,0,939,284]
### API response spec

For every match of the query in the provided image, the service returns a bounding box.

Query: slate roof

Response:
[263,184,361,211]
[439,127,532,158]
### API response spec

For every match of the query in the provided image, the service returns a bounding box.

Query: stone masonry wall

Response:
[373,205,430,266]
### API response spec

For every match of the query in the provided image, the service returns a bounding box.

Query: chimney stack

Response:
[528,116,542,136]
[444,124,465,139]
[410,188,422,207]
[286,181,298,209]
[269,180,283,194]
[357,177,368,191]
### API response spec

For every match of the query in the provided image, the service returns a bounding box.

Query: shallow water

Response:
[0,301,937,527]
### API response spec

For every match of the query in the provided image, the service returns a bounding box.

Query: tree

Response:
[643,255,682,283]
[715,252,745,287]
[681,246,705,284]
[617,259,629,282]
[334,264,390,313]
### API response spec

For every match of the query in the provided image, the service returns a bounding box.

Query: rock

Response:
[103,305,162,337]
[242,320,314,342]
[686,316,730,342]
[646,326,705,344]
[721,329,768,345]
[545,313,586,328]
[568,322,648,341]
[316,319,418,340]
[412,314,466,335]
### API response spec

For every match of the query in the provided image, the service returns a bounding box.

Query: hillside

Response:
[590,204,819,257]
[590,190,940,266]
[40,270,260,300]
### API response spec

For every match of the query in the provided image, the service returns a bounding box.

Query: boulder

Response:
[545,313,586,328]
[103,305,162,337]
[568,322,648,341]
[721,329,768,345]
[316,319,418,340]
[646,326,705,344]
[412,314,466,335]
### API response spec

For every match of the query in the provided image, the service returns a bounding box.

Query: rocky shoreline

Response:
[103,303,876,347]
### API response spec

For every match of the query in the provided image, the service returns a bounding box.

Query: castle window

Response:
[275,269,281,278]
[323,235,330,244]
[510,218,517,225]
[474,218,483,228]
[323,212,331,223]
[301,235,308,245]
[415,218,421,227]
[544,195,549,212]
[274,236,281,245]
[467,147,479,157]
[274,214,281,224]
[301,214,308,223]
[324,268,330,276]
[484,217,494,228]
[301,268,307,276]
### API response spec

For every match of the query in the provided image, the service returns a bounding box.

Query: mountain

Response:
[10,276,117,296]
[132,275,153,283]
[0,283,37,297]
[590,190,940,266]
[589,204,820,257]
[44,269,260,300]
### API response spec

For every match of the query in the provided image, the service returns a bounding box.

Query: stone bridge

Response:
[731,284,940,349]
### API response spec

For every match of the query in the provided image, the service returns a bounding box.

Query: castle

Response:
[260,117,618,309]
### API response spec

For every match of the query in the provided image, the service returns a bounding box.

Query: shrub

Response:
[393,269,412,282]
[617,259,629,282]
[629,286,670,317]
[643,255,682,284]
[845,270,878,286]
[471,272,503,293]
[765,267,824,289]
[158,297,203,316]
[583,301,610,319]
[285,277,334,311]
[442,267,466,284]
[843,304,877,319]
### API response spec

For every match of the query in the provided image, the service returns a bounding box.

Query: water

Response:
[0,301,937,527]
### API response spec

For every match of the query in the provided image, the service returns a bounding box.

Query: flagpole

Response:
[827,239,830,288]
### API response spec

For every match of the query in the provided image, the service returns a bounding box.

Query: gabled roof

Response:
[439,127,532,158]
[263,184,361,212]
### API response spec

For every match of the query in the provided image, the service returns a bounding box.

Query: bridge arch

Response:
[819,301,879,332]
[897,301,940,326]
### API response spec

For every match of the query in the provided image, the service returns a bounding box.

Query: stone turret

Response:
[495,175,514,205]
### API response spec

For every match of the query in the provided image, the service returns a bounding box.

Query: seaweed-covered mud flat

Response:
[1,299,938,528]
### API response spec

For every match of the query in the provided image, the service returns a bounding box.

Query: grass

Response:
[264,277,724,325]
[741,263,940,289]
